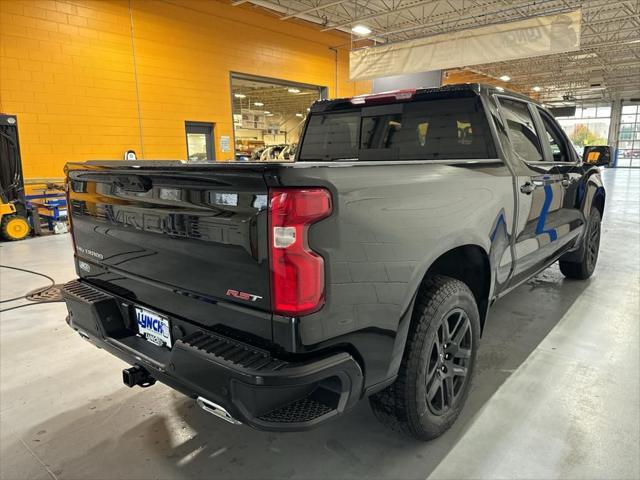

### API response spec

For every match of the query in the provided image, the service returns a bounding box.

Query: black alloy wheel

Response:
[425,308,472,415]
[369,275,480,440]
[560,206,602,280]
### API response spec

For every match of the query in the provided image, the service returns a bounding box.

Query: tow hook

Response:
[122,366,156,388]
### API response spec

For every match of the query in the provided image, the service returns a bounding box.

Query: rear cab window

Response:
[298,95,497,161]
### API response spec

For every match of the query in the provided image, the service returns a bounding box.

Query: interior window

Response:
[538,109,571,162]
[498,98,543,163]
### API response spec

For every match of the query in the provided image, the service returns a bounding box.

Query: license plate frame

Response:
[135,306,172,348]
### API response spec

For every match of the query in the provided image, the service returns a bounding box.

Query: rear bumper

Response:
[61,279,363,431]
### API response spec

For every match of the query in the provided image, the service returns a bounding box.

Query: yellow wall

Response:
[0,0,370,179]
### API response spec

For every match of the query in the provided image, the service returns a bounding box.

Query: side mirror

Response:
[582,145,613,167]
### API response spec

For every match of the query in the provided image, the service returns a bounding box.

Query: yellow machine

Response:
[1,114,30,241]
[0,202,30,241]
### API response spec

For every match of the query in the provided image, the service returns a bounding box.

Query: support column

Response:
[608,98,622,150]
[608,98,622,167]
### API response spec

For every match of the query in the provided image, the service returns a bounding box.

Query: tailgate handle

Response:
[114,176,152,193]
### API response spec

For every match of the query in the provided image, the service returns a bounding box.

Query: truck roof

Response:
[310,83,537,112]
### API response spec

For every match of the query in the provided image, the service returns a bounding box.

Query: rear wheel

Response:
[559,206,601,280]
[369,275,480,440]
[1,214,30,241]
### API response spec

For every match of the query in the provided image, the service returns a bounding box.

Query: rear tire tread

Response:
[559,207,601,280]
[369,274,478,440]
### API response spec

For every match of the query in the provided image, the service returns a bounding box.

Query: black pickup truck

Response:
[62,84,609,440]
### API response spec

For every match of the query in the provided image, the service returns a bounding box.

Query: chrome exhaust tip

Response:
[196,396,242,425]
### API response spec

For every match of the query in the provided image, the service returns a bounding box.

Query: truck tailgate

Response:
[66,162,272,340]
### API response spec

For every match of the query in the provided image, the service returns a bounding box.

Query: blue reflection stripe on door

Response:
[535,183,558,242]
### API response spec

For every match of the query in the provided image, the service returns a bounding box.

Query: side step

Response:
[258,396,334,423]
[180,330,289,373]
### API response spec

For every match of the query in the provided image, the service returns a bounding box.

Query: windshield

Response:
[298,96,496,161]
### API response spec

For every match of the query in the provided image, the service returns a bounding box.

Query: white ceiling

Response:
[234,0,640,103]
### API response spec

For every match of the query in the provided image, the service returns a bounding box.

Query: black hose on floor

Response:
[0,264,57,306]
[0,301,62,313]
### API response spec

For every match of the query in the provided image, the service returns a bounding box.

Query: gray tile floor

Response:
[1,168,638,480]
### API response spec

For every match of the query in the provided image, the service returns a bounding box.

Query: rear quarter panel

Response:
[269,160,515,387]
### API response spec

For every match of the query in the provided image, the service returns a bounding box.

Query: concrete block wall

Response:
[0,0,370,179]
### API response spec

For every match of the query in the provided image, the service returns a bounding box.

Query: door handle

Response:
[520,182,537,194]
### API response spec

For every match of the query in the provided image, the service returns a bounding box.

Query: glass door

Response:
[618,104,640,168]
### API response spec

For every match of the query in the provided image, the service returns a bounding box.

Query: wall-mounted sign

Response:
[350,10,581,80]
[220,135,231,153]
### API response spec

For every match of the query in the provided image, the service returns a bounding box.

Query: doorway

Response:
[230,73,326,161]
[185,122,215,162]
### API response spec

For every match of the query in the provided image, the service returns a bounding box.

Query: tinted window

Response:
[298,97,496,161]
[498,98,543,163]
[298,112,359,161]
[538,109,571,162]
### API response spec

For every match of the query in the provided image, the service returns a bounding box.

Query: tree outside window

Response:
[569,124,607,147]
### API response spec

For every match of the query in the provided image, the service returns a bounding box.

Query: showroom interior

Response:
[0,0,639,479]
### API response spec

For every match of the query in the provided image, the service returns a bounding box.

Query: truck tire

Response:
[559,206,601,280]
[369,275,480,440]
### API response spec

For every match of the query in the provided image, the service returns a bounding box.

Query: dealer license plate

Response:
[135,307,172,348]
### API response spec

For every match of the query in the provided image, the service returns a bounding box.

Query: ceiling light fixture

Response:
[295,113,303,117]
[254,102,264,107]
[499,75,511,82]
[264,111,270,114]
[234,93,246,98]
[351,24,371,36]
[571,52,598,60]
[532,86,542,92]
[287,88,301,94]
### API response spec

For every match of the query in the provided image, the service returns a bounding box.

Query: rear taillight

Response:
[269,188,332,317]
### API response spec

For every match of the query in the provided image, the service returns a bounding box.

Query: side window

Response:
[498,98,543,163]
[538,109,571,162]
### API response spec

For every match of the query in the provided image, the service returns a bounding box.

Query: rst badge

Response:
[226,289,263,302]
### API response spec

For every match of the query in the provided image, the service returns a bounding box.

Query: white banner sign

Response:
[350,10,581,81]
